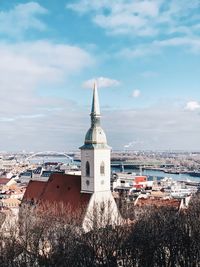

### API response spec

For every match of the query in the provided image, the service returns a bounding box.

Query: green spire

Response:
[90,81,101,127]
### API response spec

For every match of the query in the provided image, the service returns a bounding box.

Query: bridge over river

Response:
[111,160,171,169]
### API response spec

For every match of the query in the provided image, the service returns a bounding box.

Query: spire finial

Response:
[91,80,100,116]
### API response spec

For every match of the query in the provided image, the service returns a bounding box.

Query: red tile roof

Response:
[136,197,181,209]
[23,180,46,202]
[0,178,10,185]
[134,176,147,183]
[41,174,91,211]
[23,174,91,221]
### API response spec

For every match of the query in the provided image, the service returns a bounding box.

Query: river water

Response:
[112,167,200,181]
[28,157,200,182]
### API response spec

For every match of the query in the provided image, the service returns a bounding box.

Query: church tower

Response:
[80,82,111,193]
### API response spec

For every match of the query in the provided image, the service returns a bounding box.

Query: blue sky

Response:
[0,0,200,151]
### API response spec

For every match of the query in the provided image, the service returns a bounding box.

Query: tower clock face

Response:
[86,180,90,186]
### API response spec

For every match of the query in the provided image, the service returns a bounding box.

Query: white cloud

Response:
[132,89,141,98]
[185,101,200,111]
[67,0,160,36]
[124,140,144,149]
[0,2,48,37]
[118,45,161,59]
[67,0,200,38]
[2,100,200,151]
[66,0,109,14]
[0,37,95,151]
[0,40,94,118]
[117,35,200,59]
[67,0,200,57]
[154,37,200,49]
[93,13,150,36]
[104,104,200,150]
[0,114,45,123]
[83,77,120,88]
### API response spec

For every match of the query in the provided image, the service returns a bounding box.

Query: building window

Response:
[100,202,105,213]
[86,161,90,177]
[100,161,105,176]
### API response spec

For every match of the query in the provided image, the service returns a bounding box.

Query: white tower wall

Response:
[81,148,111,193]
[80,82,122,231]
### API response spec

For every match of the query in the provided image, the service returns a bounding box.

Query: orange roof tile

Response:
[40,173,91,211]
[23,174,91,220]
[23,180,46,202]
[0,178,10,185]
[136,197,181,209]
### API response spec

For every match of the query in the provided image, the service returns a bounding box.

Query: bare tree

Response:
[1,197,200,266]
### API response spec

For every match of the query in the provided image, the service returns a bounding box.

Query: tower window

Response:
[100,161,105,176]
[86,161,90,177]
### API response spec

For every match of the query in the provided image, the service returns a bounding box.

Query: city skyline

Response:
[0,0,200,151]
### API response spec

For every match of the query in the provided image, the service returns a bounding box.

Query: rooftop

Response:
[23,173,91,221]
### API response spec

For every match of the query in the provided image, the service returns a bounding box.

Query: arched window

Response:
[100,161,105,176]
[86,161,90,177]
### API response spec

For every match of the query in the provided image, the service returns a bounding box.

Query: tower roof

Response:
[91,81,100,116]
[80,82,109,149]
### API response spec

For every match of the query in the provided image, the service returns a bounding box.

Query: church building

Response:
[23,83,120,231]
